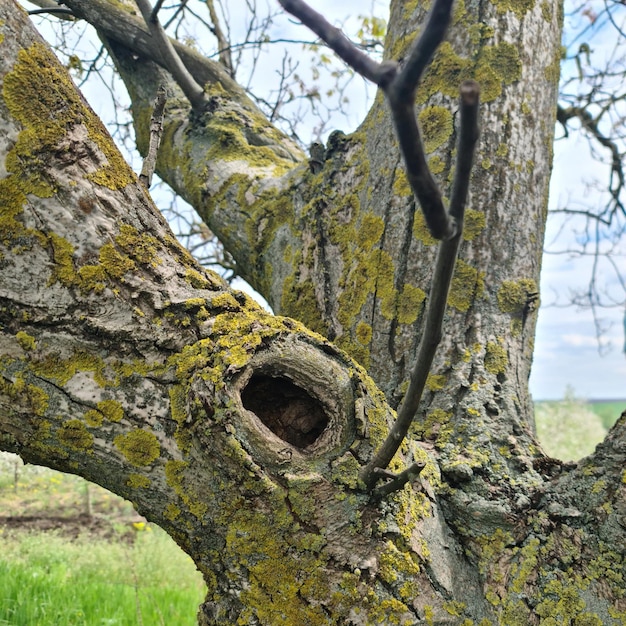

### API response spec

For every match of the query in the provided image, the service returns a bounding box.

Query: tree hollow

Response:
[241,374,329,448]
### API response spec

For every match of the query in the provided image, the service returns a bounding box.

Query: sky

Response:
[22,0,626,401]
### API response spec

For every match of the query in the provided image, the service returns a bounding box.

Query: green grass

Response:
[0,527,206,625]
[0,453,206,626]
[534,391,625,461]
[588,400,625,430]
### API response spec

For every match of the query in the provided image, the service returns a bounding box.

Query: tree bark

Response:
[1,0,626,624]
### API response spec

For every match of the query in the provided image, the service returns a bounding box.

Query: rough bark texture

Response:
[1,0,626,624]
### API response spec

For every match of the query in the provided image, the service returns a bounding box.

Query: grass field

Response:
[0,455,206,626]
[0,394,623,624]
[588,400,626,430]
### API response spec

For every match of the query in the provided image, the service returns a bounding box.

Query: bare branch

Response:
[361,84,480,489]
[28,7,75,18]
[135,0,206,109]
[372,462,426,497]
[207,0,234,77]
[150,0,166,22]
[390,0,455,100]
[277,0,395,86]
[139,86,167,189]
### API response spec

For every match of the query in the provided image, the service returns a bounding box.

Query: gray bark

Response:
[1,0,626,624]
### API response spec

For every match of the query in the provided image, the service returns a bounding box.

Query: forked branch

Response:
[361,82,479,489]
[135,0,206,109]
[278,0,480,490]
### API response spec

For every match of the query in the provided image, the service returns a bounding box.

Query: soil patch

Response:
[0,513,138,542]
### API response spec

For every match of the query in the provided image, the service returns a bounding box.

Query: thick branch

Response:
[61,0,249,102]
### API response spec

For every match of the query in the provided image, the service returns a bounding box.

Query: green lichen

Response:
[33,351,111,388]
[210,292,241,311]
[393,169,412,198]
[330,453,362,489]
[127,473,151,488]
[418,42,472,102]
[115,224,160,266]
[3,42,134,192]
[185,268,221,290]
[16,331,36,351]
[413,408,453,446]
[114,429,160,466]
[475,42,522,102]
[544,47,562,83]
[426,374,447,391]
[497,278,538,315]
[96,399,124,423]
[413,210,438,246]
[356,322,373,345]
[58,419,93,451]
[418,106,454,153]
[379,540,420,591]
[163,502,181,521]
[164,458,209,520]
[397,284,427,324]
[358,213,385,248]
[447,260,484,312]
[1,372,50,416]
[484,341,508,375]
[492,0,536,17]
[98,243,136,279]
[428,155,445,174]
[463,209,486,241]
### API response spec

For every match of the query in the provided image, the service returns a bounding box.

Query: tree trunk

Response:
[1,0,626,624]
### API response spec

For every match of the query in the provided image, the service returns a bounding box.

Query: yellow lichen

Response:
[484,341,508,375]
[497,279,538,315]
[447,260,484,312]
[114,429,160,466]
[3,42,134,193]
[355,321,373,345]
[58,419,93,451]
[418,106,454,153]
[15,331,36,351]
[127,473,151,488]
[463,209,486,241]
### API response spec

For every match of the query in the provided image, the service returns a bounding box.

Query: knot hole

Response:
[241,374,329,449]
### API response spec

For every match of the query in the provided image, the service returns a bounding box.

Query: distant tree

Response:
[1,0,626,624]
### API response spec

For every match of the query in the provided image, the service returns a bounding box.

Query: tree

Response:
[1,0,625,623]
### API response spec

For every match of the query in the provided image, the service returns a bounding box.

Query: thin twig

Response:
[372,462,426,497]
[139,86,167,189]
[391,0,455,100]
[150,0,166,22]
[28,7,75,18]
[278,0,481,490]
[277,0,397,86]
[361,84,480,489]
[384,0,459,240]
[207,0,234,77]
[135,0,206,110]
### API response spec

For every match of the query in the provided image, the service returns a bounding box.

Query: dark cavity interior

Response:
[241,374,329,448]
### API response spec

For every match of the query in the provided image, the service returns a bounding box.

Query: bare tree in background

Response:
[2,0,626,624]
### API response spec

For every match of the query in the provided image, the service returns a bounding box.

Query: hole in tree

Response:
[241,374,329,448]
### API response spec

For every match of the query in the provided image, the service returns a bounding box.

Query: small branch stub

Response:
[139,86,167,189]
